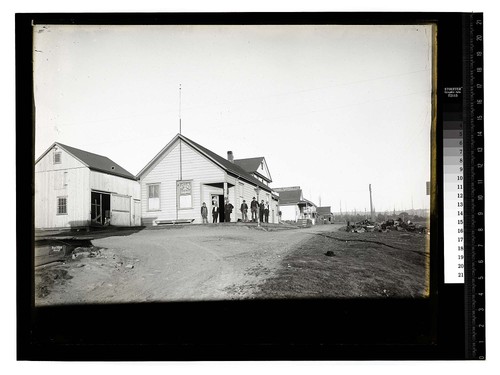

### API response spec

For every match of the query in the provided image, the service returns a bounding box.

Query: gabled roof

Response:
[36,142,137,181]
[276,188,303,205]
[234,157,272,182]
[275,188,317,207]
[234,157,264,172]
[137,134,272,192]
[317,206,332,215]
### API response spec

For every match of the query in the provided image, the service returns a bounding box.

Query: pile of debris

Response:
[342,218,428,234]
[70,246,103,260]
[382,218,428,233]
[343,219,377,233]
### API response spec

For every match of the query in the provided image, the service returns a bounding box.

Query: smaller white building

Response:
[35,142,141,229]
[274,187,317,224]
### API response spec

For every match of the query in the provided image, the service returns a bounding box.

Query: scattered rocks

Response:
[72,251,89,259]
[125,264,134,269]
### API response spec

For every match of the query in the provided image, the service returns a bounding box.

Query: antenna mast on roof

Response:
[178,84,183,180]
[177,84,183,222]
[179,83,182,135]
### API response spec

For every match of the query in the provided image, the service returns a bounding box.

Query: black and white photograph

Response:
[10,3,499,367]
[33,23,432,305]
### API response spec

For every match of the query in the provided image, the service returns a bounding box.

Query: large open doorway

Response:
[91,191,111,226]
[211,194,225,223]
[218,195,225,223]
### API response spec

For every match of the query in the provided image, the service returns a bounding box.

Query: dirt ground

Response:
[34,223,429,305]
[256,229,429,299]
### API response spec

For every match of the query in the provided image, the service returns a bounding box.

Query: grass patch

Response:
[257,231,428,299]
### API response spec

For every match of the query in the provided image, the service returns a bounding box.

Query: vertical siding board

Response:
[35,166,90,228]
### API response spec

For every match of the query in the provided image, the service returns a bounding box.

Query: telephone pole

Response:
[369,184,374,222]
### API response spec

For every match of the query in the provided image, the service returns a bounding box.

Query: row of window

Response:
[147,181,193,211]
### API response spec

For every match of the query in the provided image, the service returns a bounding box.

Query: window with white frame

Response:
[177,180,192,209]
[57,197,67,215]
[148,184,160,211]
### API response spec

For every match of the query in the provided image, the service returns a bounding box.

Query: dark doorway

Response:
[91,191,111,225]
[219,195,225,223]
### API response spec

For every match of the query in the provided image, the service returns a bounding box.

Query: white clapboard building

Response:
[35,142,141,229]
[137,133,279,225]
[274,186,317,225]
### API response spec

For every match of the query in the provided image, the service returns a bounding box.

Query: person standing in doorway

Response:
[259,200,265,223]
[250,197,258,222]
[212,202,219,223]
[240,200,248,222]
[201,202,209,224]
[224,199,234,223]
[264,201,270,223]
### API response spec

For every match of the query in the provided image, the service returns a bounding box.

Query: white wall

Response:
[225,175,277,223]
[139,139,225,223]
[35,145,85,173]
[90,170,140,227]
[35,147,90,228]
[90,170,140,199]
[280,204,299,222]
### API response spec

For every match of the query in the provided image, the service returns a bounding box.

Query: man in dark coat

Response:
[224,199,234,223]
[201,202,209,224]
[259,200,265,223]
[240,200,249,222]
[212,203,219,223]
[250,197,258,222]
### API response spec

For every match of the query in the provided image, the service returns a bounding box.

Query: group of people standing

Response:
[242,197,270,223]
[201,198,234,224]
[200,196,270,224]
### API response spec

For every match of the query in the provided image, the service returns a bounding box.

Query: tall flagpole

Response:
[177,84,182,221]
[179,83,182,135]
[179,84,183,180]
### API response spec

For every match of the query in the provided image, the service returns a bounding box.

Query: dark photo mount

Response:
[16,12,484,361]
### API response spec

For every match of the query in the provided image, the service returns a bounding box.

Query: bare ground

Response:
[34,224,429,305]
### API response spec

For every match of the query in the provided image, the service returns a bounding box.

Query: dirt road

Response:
[36,224,341,305]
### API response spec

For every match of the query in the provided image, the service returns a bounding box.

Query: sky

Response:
[33,24,432,213]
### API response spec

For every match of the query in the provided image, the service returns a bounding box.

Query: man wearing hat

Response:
[224,198,234,223]
[250,197,258,222]
[240,199,249,222]
[259,199,265,223]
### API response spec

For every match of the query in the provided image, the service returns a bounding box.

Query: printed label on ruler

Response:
[443,111,464,283]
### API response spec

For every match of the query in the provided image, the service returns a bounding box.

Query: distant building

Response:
[35,142,141,229]
[274,186,317,224]
[316,206,333,224]
[136,134,279,225]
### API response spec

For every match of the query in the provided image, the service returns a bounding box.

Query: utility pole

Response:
[369,183,374,222]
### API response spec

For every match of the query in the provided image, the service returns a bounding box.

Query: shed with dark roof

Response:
[35,142,141,229]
